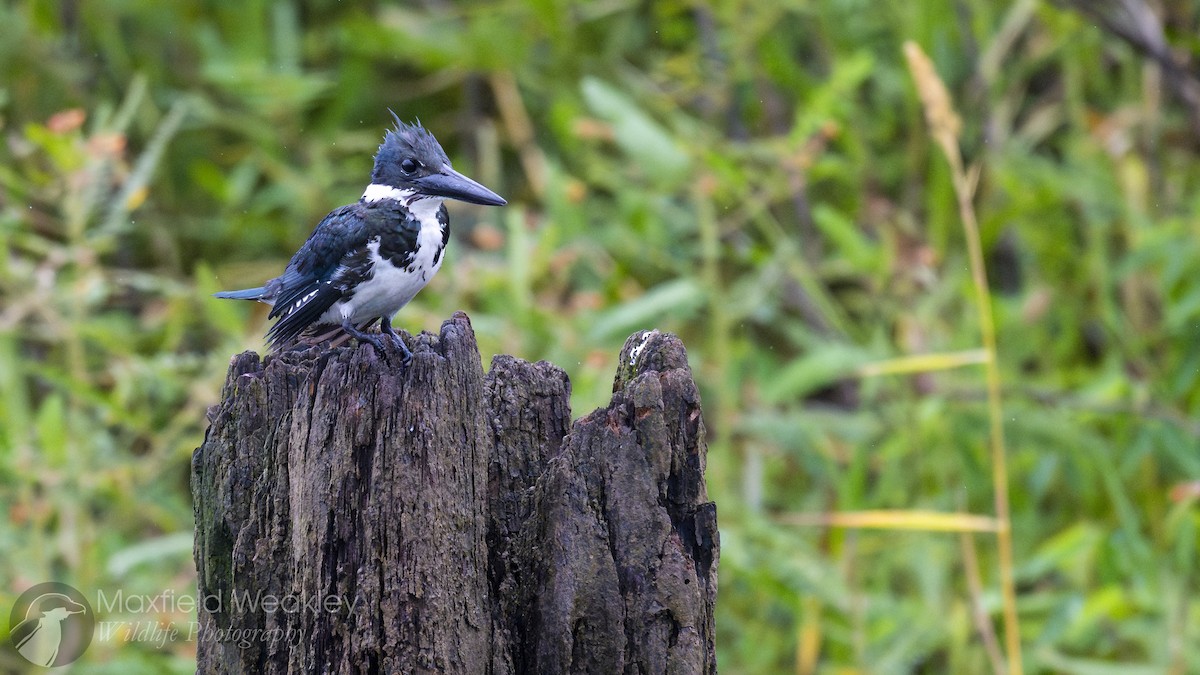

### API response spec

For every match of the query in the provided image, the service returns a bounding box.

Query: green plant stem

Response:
[949,161,1022,675]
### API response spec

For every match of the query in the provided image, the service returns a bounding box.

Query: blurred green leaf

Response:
[761,343,870,402]
[588,278,704,340]
[34,393,67,467]
[581,77,690,188]
[107,531,195,577]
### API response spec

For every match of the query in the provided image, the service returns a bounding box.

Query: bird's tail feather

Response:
[214,287,267,301]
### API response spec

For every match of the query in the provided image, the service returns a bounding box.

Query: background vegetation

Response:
[2,0,1199,672]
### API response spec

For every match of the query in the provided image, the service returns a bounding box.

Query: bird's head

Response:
[368,114,506,206]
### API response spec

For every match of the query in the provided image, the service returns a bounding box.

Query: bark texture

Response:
[193,312,718,674]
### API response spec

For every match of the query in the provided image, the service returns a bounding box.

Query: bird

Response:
[215,114,506,365]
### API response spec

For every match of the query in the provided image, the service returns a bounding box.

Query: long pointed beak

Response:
[416,165,506,206]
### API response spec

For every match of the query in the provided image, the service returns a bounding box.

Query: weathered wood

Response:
[193,312,718,673]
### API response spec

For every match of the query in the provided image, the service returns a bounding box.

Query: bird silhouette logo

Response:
[8,583,94,668]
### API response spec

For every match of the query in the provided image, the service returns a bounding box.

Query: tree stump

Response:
[192,312,719,674]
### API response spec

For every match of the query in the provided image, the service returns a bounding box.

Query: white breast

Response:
[318,199,446,326]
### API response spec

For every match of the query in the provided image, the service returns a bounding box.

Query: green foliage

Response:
[2,0,1199,671]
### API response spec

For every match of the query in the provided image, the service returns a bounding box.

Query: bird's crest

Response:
[376,113,450,168]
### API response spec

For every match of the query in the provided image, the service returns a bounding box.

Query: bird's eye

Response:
[400,159,419,175]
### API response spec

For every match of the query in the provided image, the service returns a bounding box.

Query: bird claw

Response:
[386,332,414,368]
[379,318,413,368]
[364,331,413,370]
[365,335,388,355]
[341,319,412,369]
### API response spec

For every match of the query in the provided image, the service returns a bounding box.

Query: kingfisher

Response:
[215,115,505,364]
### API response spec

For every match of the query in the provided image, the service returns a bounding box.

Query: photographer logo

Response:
[8,583,94,668]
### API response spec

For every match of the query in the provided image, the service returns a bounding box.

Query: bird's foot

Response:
[342,318,412,368]
[341,318,391,361]
[380,316,414,368]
